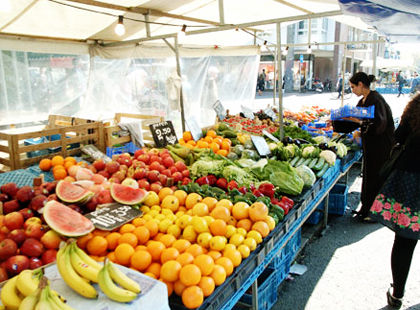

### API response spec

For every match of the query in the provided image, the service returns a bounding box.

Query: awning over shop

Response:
[360,57,413,71]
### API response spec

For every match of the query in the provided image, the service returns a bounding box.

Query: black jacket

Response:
[395,120,420,172]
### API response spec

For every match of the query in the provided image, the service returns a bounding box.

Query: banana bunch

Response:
[56,242,101,299]
[97,260,141,303]
[19,277,76,310]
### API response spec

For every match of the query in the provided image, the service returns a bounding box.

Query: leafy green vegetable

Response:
[295,165,316,187]
[190,158,226,179]
[273,125,315,143]
[269,171,304,195]
[221,165,260,188]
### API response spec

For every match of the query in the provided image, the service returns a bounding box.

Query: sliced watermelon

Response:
[43,200,94,237]
[56,180,94,204]
[110,183,148,206]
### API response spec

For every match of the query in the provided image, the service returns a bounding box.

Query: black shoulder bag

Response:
[379,135,413,181]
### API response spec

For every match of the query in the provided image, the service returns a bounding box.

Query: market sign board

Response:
[213,100,226,121]
[149,121,178,148]
[186,116,203,141]
[251,135,271,157]
[241,105,255,120]
[263,130,279,143]
[264,107,277,121]
[85,204,143,231]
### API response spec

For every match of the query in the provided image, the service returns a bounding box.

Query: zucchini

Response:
[289,156,300,167]
[313,157,326,171]
[308,158,318,169]
[301,158,311,166]
[296,157,306,167]
[316,162,330,178]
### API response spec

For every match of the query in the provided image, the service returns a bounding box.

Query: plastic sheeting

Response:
[338,0,420,42]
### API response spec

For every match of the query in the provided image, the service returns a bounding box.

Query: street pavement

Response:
[250,92,420,310]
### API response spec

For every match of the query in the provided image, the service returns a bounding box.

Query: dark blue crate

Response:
[305,206,323,225]
[328,184,348,215]
[330,105,375,120]
[24,135,80,158]
[285,228,301,263]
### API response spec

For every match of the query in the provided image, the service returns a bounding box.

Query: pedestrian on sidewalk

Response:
[332,72,396,222]
[369,94,420,309]
[397,71,405,97]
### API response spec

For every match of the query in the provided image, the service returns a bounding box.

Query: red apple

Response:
[148,148,160,156]
[182,169,190,178]
[137,179,150,191]
[98,170,110,179]
[16,186,35,203]
[158,174,168,186]
[138,154,150,165]
[149,156,162,165]
[66,204,83,214]
[133,168,147,180]
[20,238,44,257]
[93,159,106,171]
[105,161,120,174]
[19,208,34,221]
[109,177,121,184]
[29,194,48,212]
[40,230,62,250]
[97,190,114,205]
[4,212,24,231]
[7,229,26,247]
[6,255,30,276]
[23,217,42,229]
[162,156,175,168]
[0,183,18,198]
[87,165,97,174]
[29,257,44,270]
[172,172,183,183]
[25,224,46,240]
[149,161,163,172]
[0,193,9,203]
[174,161,187,172]
[3,200,21,214]
[117,155,132,167]
[147,170,160,183]
[0,231,6,243]
[33,186,49,197]
[113,171,126,182]
[169,166,178,174]
[134,149,146,158]
[0,267,8,282]
[84,195,99,212]
[150,182,163,194]
[161,169,172,177]
[0,239,18,260]
[46,194,58,202]
[41,249,57,265]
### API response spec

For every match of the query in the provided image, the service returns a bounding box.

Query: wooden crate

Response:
[104,113,164,147]
[0,121,105,172]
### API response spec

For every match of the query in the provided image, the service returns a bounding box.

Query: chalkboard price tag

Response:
[241,105,255,120]
[213,100,226,121]
[85,203,143,231]
[251,135,271,157]
[262,130,279,143]
[264,107,277,121]
[149,121,178,148]
[186,117,203,141]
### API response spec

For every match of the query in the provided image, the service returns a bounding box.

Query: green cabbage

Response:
[269,171,304,195]
[295,165,316,187]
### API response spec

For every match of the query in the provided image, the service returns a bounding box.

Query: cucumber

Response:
[316,162,330,178]
[313,157,326,171]
[308,158,318,169]
[301,158,311,166]
[296,157,306,167]
[289,156,300,167]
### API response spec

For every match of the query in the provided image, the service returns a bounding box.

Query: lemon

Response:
[167,224,181,238]
[178,214,193,229]
[229,233,245,247]
[203,215,215,226]
[161,209,174,216]
[236,227,247,237]
[223,244,237,253]
[197,232,212,248]
[225,225,237,238]
[183,225,198,243]
[237,244,251,258]
[147,209,159,217]
[143,191,159,207]
[209,236,227,251]
[151,205,161,211]
[244,237,257,251]
[154,214,166,221]
[140,205,151,213]
[158,218,173,233]
[165,214,177,222]
[142,214,153,222]
[247,230,263,244]
[175,211,185,218]
[192,216,209,234]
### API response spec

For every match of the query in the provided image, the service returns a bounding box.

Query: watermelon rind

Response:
[110,183,149,206]
[56,180,94,204]
[43,200,94,237]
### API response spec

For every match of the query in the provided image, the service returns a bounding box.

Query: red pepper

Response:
[252,189,264,197]
[216,178,228,190]
[270,197,279,205]
[182,177,191,185]
[258,182,275,198]
[207,174,217,186]
[276,201,289,215]
[228,180,239,190]
[238,186,248,194]
[281,196,294,210]
[196,176,210,186]
[249,183,256,192]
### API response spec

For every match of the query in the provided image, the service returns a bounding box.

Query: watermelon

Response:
[56,180,94,204]
[110,183,148,205]
[43,200,94,237]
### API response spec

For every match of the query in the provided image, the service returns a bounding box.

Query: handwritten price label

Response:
[85,204,143,231]
[149,121,178,148]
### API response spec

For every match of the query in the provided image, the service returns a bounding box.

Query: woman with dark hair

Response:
[333,72,396,222]
[369,94,420,308]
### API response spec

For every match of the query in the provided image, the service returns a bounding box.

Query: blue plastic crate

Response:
[0,169,36,187]
[328,184,348,215]
[24,135,80,158]
[239,267,278,310]
[321,159,341,187]
[106,142,141,158]
[330,105,375,120]
[305,206,323,225]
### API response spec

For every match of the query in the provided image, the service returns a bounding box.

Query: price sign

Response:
[213,100,226,121]
[262,130,279,143]
[264,107,277,121]
[251,135,271,157]
[186,116,203,141]
[84,203,143,231]
[149,121,178,148]
[82,145,112,163]
[241,105,255,120]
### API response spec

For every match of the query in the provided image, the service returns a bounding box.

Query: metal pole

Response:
[218,0,225,25]
[174,36,186,132]
[372,33,378,90]
[341,44,346,107]
[277,22,284,140]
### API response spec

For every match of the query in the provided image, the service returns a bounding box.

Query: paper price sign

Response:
[241,105,255,120]
[149,121,178,148]
[85,203,143,231]
[213,100,226,121]
[264,107,277,120]
[186,116,203,141]
[263,130,279,143]
[251,135,271,157]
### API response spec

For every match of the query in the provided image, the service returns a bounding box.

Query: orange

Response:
[196,140,209,149]
[51,155,65,167]
[178,138,186,145]
[160,260,182,282]
[216,199,233,212]
[52,164,65,172]
[53,168,67,180]
[161,247,180,264]
[86,236,108,256]
[207,250,222,262]
[153,232,165,241]
[215,257,234,276]
[39,158,52,171]
[159,234,176,248]
[232,202,250,220]
[206,130,217,138]
[198,276,215,297]
[76,233,93,249]
[251,221,270,238]
[221,141,231,151]
[132,217,146,227]
[209,143,220,154]
[216,149,228,157]
[183,131,193,142]
[160,279,174,297]
[135,245,147,251]
[182,286,204,309]
[209,219,227,236]
[64,156,77,164]
[210,265,227,286]
[133,226,150,245]
[161,195,180,212]
[237,219,253,232]
[173,190,188,206]
[145,262,161,279]
[222,138,232,145]
[118,233,138,248]
[174,280,187,296]
[180,264,202,286]
[213,137,223,146]
[144,272,157,279]
[176,252,195,267]
[204,136,213,143]
[147,241,166,262]
[130,250,152,271]
[185,244,204,258]
[202,197,218,212]
[172,239,191,254]
[185,193,203,210]
[249,202,269,222]
[187,140,196,147]
[223,249,242,267]
[194,254,214,276]
[92,229,110,237]
[63,176,76,183]
[210,206,231,223]
[64,161,75,171]
[114,243,135,266]
[105,232,121,250]
[192,203,209,217]
[106,251,116,263]
[119,223,136,234]
[144,221,159,238]
[158,187,174,202]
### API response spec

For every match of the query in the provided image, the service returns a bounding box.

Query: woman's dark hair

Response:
[401,93,420,133]
[349,72,376,88]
